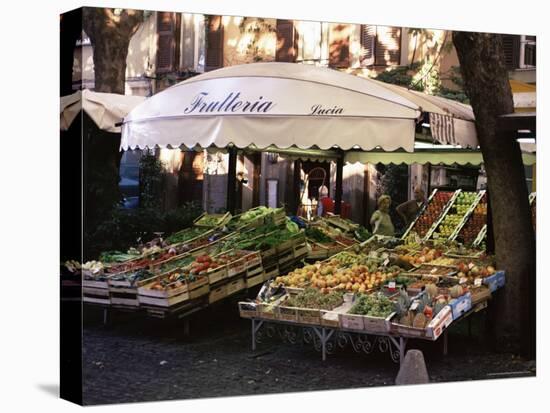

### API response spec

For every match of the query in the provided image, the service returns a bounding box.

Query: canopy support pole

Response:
[292,160,301,215]
[334,151,344,215]
[227,147,238,215]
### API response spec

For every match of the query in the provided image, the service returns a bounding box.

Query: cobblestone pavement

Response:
[82,297,536,405]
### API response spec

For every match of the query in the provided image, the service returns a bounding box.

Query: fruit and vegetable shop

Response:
[65,62,536,364]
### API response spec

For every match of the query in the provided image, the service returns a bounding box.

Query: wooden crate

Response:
[246,262,264,278]
[260,247,277,261]
[137,277,208,307]
[209,284,228,304]
[320,310,340,328]
[293,243,309,260]
[83,278,109,289]
[207,266,228,284]
[226,277,246,296]
[285,286,307,295]
[193,212,231,228]
[391,321,429,338]
[227,258,247,278]
[138,289,189,307]
[277,249,295,265]
[246,272,265,288]
[238,301,258,318]
[277,305,298,323]
[307,242,330,260]
[245,251,262,269]
[320,301,354,328]
[362,312,395,334]
[296,307,321,325]
[189,283,210,299]
[263,265,279,281]
[256,302,279,320]
[277,239,294,253]
[339,313,365,331]
[83,287,111,305]
[110,288,140,307]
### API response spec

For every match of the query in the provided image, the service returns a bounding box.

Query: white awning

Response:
[345,142,535,166]
[373,82,478,147]
[121,62,422,152]
[60,89,146,133]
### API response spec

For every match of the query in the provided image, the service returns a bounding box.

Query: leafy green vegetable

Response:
[354,226,372,242]
[165,227,208,245]
[305,227,333,243]
[99,250,140,263]
[349,293,395,317]
[285,288,343,310]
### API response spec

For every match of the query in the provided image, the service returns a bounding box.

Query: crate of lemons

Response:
[272,257,402,295]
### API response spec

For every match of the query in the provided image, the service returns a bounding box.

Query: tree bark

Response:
[81,8,144,229]
[82,8,144,93]
[453,32,535,358]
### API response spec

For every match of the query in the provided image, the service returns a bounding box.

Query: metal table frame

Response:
[248,299,491,364]
[250,317,431,364]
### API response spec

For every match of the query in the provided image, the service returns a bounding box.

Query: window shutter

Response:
[156,12,177,73]
[524,37,536,67]
[360,25,376,66]
[205,15,224,71]
[374,26,401,66]
[329,24,350,68]
[276,20,298,62]
[501,34,520,69]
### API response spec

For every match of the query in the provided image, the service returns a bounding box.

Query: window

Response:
[502,34,536,69]
[328,23,351,68]
[276,20,298,62]
[156,12,179,74]
[180,13,206,72]
[205,15,224,71]
[360,25,401,67]
[522,36,536,68]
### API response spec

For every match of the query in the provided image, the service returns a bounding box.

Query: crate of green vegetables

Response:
[281,288,344,325]
[165,226,213,246]
[193,212,231,228]
[339,293,395,334]
[227,206,275,230]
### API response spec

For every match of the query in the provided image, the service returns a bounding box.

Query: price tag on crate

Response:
[388,281,396,290]
[474,278,483,286]
[383,258,390,267]
[410,300,420,311]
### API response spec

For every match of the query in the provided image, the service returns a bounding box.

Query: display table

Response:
[244,299,490,364]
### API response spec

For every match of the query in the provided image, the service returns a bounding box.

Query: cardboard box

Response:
[449,292,472,320]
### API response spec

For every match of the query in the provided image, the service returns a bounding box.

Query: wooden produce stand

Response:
[239,239,504,364]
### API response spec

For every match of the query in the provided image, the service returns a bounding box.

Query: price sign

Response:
[388,281,396,289]
[383,258,390,266]
[410,301,419,311]
[474,278,483,286]
[459,277,467,284]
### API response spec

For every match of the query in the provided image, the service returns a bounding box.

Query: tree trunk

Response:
[81,8,144,229]
[82,8,143,93]
[453,32,535,358]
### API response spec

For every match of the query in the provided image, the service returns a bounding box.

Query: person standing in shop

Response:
[396,187,426,227]
[370,195,395,237]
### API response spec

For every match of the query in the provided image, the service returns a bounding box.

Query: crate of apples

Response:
[412,191,453,236]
